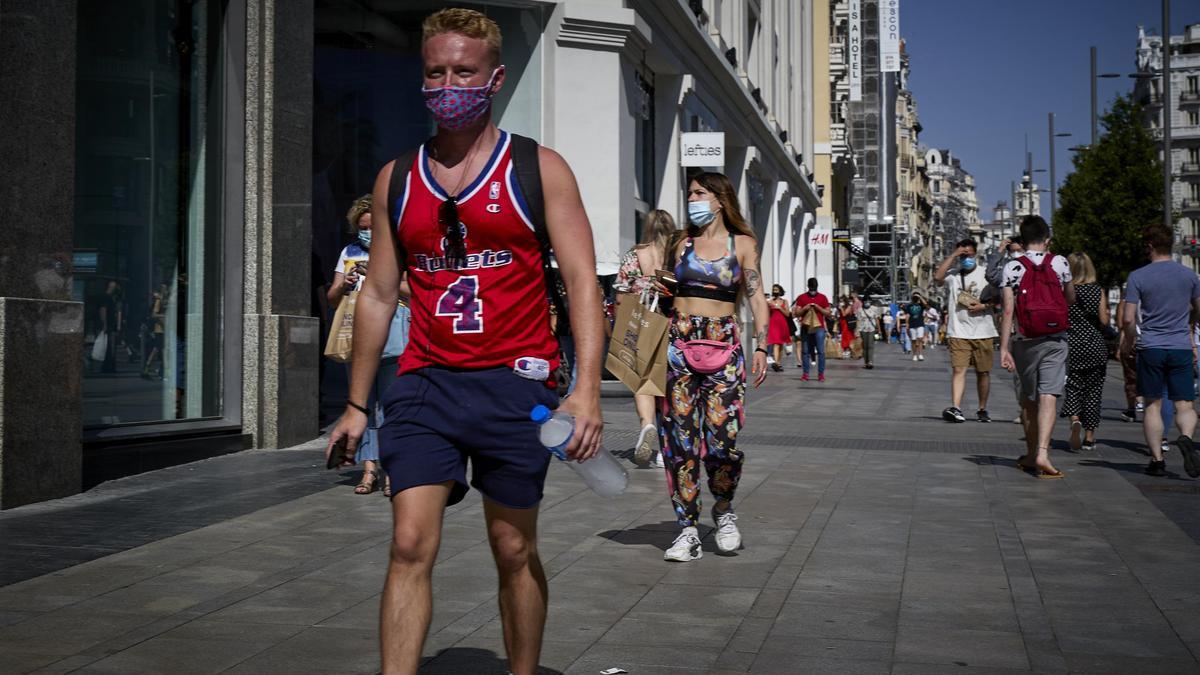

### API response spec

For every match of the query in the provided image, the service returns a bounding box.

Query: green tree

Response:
[1053,96,1166,286]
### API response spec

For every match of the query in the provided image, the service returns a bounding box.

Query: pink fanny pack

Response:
[673,339,736,374]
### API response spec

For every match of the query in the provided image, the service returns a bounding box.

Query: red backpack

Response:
[1015,255,1070,337]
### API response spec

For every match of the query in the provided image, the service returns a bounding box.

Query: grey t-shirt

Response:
[1126,260,1200,350]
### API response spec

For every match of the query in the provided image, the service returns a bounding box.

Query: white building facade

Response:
[1134,23,1200,272]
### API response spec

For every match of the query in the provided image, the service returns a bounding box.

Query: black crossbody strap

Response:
[510,134,570,337]
[386,146,421,265]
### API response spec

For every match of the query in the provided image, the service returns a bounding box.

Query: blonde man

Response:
[327,9,605,673]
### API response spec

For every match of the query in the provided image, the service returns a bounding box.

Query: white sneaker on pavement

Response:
[912,355,918,362]
[650,453,664,469]
[634,424,656,465]
[918,354,924,361]
[712,506,741,553]
[664,526,702,562]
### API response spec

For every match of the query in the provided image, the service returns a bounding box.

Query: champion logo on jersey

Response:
[489,181,501,200]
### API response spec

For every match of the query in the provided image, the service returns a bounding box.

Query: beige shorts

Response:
[948,337,994,372]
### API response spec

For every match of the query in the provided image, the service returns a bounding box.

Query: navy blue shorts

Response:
[378,367,559,508]
[1137,348,1195,402]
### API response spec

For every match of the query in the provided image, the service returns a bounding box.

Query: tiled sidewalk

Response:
[2,343,1199,673]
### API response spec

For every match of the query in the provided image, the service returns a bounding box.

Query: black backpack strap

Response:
[387,147,420,232]
[510,134,570,337]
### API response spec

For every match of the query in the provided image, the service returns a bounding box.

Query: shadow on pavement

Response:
[1077,458,1187,479]
[421,647,563,674]
[598,521,715,552]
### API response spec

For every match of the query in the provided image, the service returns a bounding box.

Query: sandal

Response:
[1034,468,1065,480]
[1068,420,1083,451]
[1015,457,1036,473]
[354,469,379,495]
[382,476,392,498]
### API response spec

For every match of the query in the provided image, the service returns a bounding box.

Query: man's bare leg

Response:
[1144,398,1165,461]
[977,370,990,412]
[1174,399,1197,438]
[950,366,967,408]
[484,499,547,675]
[380,481,453,675]
[1034,393,1059,473]
[1020,398,1038,457]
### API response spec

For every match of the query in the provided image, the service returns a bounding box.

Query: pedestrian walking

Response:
[924,304,940,348]
[326,194,410,497]
[659,171,769,562]
[793,278,832,382]
[882,308,895,344]
[999,216,1075,479]
[1116,290,1142,423]
[988,235,1027,424]
[1062,252,1109,452]
[905,294,928,362]
[857,297,883,369]
[766,284,792,372]
[935,238,997,423]
[1120,223,1200,478]
[615,209,676,467]
[325,9,605,673]
[838,295,857,357]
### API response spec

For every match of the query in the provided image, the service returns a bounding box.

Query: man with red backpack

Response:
[999,216,1076,478]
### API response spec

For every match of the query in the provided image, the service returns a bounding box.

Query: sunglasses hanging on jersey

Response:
[439,196,465,261]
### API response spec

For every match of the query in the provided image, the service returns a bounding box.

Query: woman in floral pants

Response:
[658,172,769,562]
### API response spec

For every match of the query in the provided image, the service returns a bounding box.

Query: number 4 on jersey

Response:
[436,276,483,333]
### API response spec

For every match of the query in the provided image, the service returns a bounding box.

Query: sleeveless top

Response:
[674,236,742,304]
[391,130,559,376]
[1067,283,1107,370]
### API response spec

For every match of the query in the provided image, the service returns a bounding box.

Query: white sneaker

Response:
[664,527,702,562]
[634,424,656,465]
[650,453,664,469]
[912,355,919,362]
[918,354,925,361]
[712,507,741,553]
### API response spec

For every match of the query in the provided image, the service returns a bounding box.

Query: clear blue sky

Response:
[902,0,1198,221]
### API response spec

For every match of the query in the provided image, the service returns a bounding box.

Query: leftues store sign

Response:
[848,0,862,101]
[680,132,725,168]
[879,0,901,73]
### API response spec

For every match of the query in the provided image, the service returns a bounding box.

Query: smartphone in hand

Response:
[326,437,350,469]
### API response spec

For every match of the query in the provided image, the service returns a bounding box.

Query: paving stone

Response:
[0,348,1198,673]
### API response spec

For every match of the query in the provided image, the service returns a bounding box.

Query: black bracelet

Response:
[346,400,370,415]
[755,347,768,355]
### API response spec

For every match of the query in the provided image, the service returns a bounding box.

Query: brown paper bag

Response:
[324,291,357,363]
[605,292,669,397]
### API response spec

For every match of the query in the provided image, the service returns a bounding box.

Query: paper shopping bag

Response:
[605,292,669,397]
[324,291,357,363]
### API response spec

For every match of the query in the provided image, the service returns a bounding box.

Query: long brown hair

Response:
[637,209,676,262]
[687,172,755,240]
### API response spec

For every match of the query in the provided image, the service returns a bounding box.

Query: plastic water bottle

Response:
[531,405,628,497]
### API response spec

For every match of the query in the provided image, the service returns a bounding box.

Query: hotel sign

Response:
[848,0,862,101]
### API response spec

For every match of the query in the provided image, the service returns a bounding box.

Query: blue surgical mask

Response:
[960,257,977,272]
[687,200,716,226]
[357,229,372,248]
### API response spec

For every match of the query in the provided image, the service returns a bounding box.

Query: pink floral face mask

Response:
[422,68,502,131]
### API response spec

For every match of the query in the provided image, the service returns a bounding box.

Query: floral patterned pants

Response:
[659,313,746,527]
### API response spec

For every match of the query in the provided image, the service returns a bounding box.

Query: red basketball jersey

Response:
[393,131,558,377]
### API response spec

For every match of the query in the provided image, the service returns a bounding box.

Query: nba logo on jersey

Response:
[489,181,501,200]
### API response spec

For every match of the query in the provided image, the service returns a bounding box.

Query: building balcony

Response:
[1142,92,1164,107]
[1181,90,1200,105]
[900,155,914,172]
[1183,199,1200,214]
[1181,162,1200,176]
[1152,126,1200,141]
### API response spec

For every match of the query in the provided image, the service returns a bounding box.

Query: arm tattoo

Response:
[745,269,761,294]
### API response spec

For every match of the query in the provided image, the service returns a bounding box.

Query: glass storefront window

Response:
[74,1,229,427]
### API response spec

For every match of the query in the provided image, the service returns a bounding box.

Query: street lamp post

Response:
[1162,0,1173,231]
[1047,113,1071,225]
[1091,46,1122,147]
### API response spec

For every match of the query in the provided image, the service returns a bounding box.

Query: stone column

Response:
[0,1,84,508]
[549,3,651,270]
[242,0,319,449]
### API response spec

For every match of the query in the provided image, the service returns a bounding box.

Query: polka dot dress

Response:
[1063,283,1107,429]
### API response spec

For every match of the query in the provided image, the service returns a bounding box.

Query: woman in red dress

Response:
[767,284,792,372]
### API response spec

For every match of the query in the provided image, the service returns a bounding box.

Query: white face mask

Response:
[687,199,717,226]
